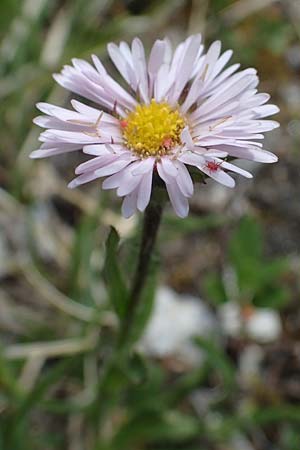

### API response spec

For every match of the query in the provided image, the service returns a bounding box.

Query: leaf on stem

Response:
[104,227,128,319]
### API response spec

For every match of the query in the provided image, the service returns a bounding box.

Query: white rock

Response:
[219,301,282,343]
[218,301,241,337]
[139,286,216,366]
[239,344,264,386]
[246,309,282,343]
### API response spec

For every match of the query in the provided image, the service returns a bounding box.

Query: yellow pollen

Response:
[122,99,185,157]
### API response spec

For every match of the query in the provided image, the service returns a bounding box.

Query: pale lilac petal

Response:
[94,156,135,177]
[209,49,233,80]
[30,145,81,158]
[53,55,138,114]
[202,40,222,81]
[253,104,280,118]
[178,151,205,167]
[102,159,143,191]
[122,190,138,218]
[166,181,189,218]
[39,129,102,145]
[131,37,149,103]
[181,127,194,149]
[148,39,172,97]
[157,161,176,184]
[117,175,142,197]
[83,144,126,156]
[33,116,80,130]
[217,160,253,178]
[148,39,169,74]
[83,144,112,156]
[204,149,228,158]
[116,162,145,196]
[68,172,101,188]
[168,34,202,104]
[207,63,240,93]
[91,55,107,75]
[107,42,133,85]
[132,157,155,175]
[137,168,154,211]
[200,165,236,188]
[102,171,125,190]
[192,73,257,121]
[180,76,205,113]
[154,63,171,101]
[75,154,117,175]
[191,102,239,127]
[36,102,77,120]
[214,145,278,163]
[161,157,178,177]
[174,161,194,197]
[71,100,118,124]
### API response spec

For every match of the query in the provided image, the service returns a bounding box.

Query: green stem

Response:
[89,190,165,427]
[118,192,164,346]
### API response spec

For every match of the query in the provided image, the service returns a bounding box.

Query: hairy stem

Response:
[118,192,164,346]
[91,189,165,424]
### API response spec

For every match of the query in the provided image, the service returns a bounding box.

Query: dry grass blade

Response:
[188,0,210,36]
[18,256,95,322]
[18,356,45,392]
[221,0,278,25]
[4,331,99,360]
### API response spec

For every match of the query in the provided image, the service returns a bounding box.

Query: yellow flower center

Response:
[122,100,185,157]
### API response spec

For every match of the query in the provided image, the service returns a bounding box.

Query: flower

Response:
[31,35,279,218]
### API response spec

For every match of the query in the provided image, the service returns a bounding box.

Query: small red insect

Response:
[120,120,128,129]
[205,160,223,172]
[162,136,173,150]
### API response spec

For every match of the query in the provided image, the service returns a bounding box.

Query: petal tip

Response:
[29,151,41,159]
[68,179,78,189]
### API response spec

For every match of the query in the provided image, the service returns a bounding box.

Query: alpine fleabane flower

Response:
[31,35,279,218]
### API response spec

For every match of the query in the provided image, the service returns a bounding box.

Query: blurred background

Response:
[1,0,300,449]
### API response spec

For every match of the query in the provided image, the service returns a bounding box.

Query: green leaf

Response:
[68,214,99,304]
[15,357,78,423]
[250,405,300,425]
[166,364,209,406]
[111,411,202,449]
[126,352,148,385]
[0,352,23,401]
[2,357,79,449]
[129,262,158,343]
[253,284,289,309]
[104,227,128,319]
[229,217,290,307]
[259,259,289,284]
[163,213,227,235]
[124,358,166,413]
[204,272,228,305]
[229,216,266,293]
[194,337,235,392]
[229,216,263,268]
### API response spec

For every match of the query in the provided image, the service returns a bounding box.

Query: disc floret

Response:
[122,99,185,157]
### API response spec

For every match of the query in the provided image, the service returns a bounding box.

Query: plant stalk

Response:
[118,192,164,346]
[91,189,165,422]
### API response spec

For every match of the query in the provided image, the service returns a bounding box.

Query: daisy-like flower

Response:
[31,34,279,218]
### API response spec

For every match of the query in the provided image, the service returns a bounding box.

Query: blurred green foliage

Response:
[205,216,290,308]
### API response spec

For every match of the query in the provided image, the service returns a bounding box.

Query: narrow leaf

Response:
[104,227,128,318]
